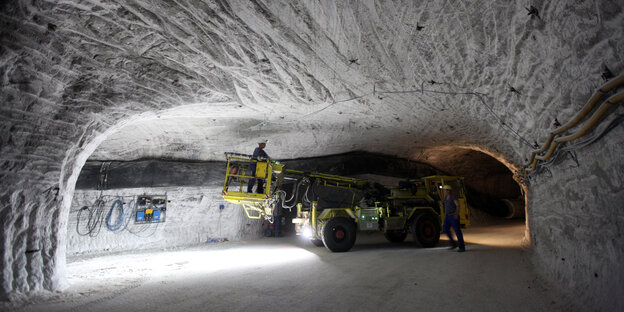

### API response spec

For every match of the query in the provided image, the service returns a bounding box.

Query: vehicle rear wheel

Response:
[412,213,440,247]
[384,230,407,243]
[321,217,356,252]
[310,238,324,247]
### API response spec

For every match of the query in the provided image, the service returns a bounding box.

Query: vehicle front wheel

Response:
[384,230,407,243]
[321,217,356,252]
[411,213,441,247]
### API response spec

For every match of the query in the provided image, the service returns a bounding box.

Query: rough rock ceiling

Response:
[4,0,623,168]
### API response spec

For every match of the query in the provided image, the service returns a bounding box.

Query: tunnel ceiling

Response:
[3,0,622,168]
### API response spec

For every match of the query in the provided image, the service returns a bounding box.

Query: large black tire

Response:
[411,213,441,247]
[310,238,325,247]
[321,217,356,252]
[384,230,408,243]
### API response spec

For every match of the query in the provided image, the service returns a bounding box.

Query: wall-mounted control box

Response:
[135,195,167,224]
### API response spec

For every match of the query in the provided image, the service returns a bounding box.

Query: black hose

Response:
[76,198,106,237]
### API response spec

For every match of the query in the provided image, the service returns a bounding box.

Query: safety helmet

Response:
[442,185,452,190]
[258,139,268,145]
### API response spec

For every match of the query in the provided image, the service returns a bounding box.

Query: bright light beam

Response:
[66,243,319,285]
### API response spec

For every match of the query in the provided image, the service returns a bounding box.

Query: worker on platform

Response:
[442,185,465,252]
[247,140,270,193]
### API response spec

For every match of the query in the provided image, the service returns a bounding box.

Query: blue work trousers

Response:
[247,163,264,193]
[247,178,264,193]
[443,215,465,248]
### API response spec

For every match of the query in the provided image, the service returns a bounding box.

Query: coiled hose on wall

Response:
[105,199,124,232]
[76,196,157,237]
[76,198,106,237]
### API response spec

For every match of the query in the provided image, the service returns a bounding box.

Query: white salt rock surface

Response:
[0,1,623,310]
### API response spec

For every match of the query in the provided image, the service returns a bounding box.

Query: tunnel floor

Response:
[5,220,572,312]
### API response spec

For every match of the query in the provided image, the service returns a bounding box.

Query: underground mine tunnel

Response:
[1,1,623,311]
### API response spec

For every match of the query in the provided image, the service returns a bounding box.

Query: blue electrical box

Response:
[134,195,167,224]
[136,211,145,222]
[153,210,161,221]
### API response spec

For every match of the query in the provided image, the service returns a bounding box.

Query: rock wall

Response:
[68,159,262,256]
[527,124,624,311]
[67,187,261,256]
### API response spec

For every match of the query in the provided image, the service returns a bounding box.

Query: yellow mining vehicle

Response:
[221,153,469,252]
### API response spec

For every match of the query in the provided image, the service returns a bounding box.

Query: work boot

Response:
[457,247,466,252]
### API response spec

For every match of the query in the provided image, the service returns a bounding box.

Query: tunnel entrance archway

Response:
[413,146,527,232]
[55,135,533,310]
[58,100,531,289]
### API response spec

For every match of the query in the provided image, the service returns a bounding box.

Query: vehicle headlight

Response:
[302,227,313,238]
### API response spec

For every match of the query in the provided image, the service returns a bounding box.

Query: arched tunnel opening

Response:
[413,147,526,221]
[57,141,533,311]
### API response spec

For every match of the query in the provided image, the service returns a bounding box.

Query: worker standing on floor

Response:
[247,140,270,193]
[442,185,465,252]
